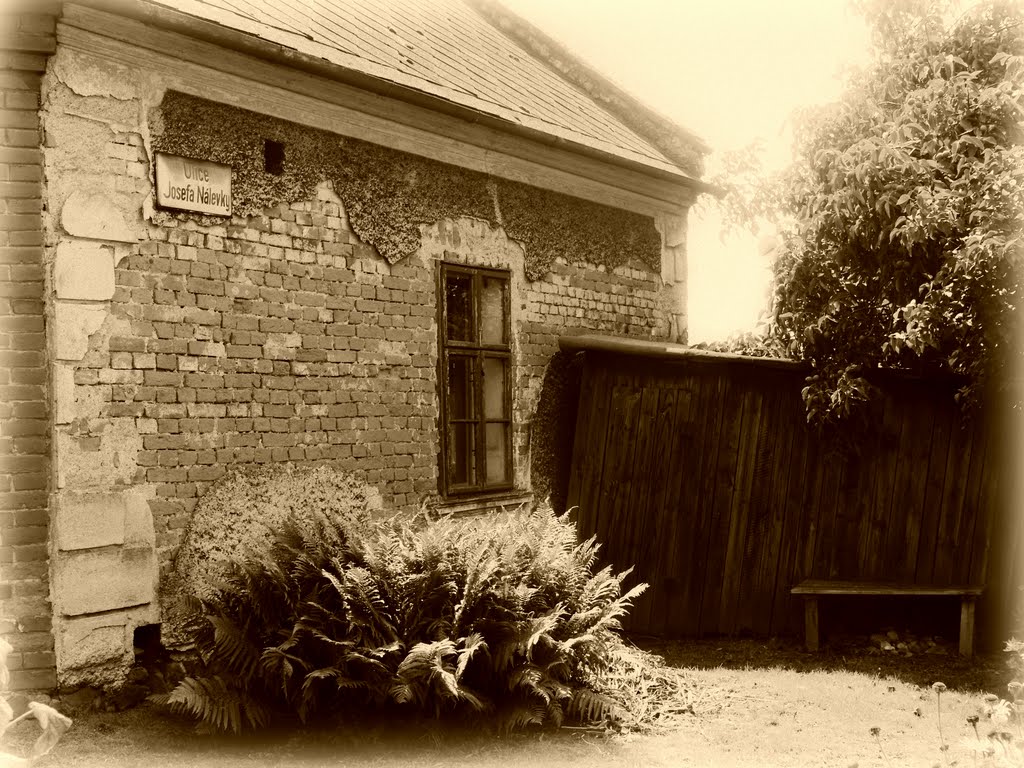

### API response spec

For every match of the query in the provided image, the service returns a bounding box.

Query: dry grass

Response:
[5,641,1010,768]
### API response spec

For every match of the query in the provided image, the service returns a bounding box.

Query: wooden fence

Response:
[563,336,1022,642]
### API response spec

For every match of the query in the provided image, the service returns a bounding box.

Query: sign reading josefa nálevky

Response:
[155,152,231,216]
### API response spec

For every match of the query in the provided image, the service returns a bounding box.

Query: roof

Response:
[137,0,706,180]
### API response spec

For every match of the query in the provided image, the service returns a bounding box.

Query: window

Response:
[438,263,512,495]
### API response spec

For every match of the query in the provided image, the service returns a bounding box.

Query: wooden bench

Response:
[790,580,984,658]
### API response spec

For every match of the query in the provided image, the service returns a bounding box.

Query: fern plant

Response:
[166,503,648,734]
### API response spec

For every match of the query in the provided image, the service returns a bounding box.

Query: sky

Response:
[501,0,874,342]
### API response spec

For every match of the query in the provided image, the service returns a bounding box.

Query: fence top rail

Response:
[557,334,801,370]
[558,334,975,388]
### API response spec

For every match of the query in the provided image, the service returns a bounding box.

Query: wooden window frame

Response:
[438,262,513,497]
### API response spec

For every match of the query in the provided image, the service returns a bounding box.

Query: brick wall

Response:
[72,188,668,580]
[0,4,57,691]
[38,41,681,686]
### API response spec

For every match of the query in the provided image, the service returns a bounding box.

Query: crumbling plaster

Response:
[42,46,159,689]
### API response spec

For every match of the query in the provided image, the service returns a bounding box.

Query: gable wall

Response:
[32,36,689,689]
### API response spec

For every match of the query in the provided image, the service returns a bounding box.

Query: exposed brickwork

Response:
[0,6,56,691]
[65,186,666,580]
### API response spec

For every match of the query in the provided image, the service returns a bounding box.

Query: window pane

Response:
[446,273,474,342]
[447,356,474,419]
[480,276,506,345]
[449,423,475,486]
[482,357,507,419]
[485,423,509,484]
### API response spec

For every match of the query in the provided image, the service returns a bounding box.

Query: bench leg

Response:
[959,598,976,658]
[805,598,820,652]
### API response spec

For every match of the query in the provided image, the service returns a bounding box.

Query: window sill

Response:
[432,490,534,519]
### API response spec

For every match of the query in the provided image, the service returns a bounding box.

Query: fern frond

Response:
[166,676,252,735]
[567,688,621,726]
[525,608,563,659]
[453,684,489,713]
[324,566,398,645]
[389,681,414,705]
[575,566,625,612]
[498,702,546,733]
[455,632,487,681]
[452,542,500,631]
[545,698,564,728]
[259,644,308,697]
[207,615,261,681]
[508,664,544,697]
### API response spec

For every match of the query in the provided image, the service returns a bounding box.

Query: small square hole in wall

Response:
[264,139,285,175]
[133,623,161,659]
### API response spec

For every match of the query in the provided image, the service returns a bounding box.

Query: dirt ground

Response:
[4,636,1018,768]
[633,633,1013,692]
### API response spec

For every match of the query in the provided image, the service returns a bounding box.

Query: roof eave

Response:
[75,0,713,194]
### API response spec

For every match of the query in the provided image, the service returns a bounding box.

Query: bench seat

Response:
[790,580,983,657]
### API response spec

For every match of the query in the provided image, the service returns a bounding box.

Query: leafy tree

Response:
[709,0,1024,426]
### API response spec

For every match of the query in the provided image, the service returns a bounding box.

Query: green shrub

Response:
[163,504,648,734]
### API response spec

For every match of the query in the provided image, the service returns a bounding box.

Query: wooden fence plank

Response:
[569,361,612,533]
[566,355,596,515]
[679,372,720,638]
[740,381,788,635]
[889,389,936,581]
[800,440,828,579]
[598,384,644,574]
[862,393,903,580]
[812,438,848,579]
[643,378,694,636]
[832,448,863,579]
[757,379,797,635]
[931,416,976,586]
[698,375,746,635]
[770,397,812,635]
[915,400,956,583]
[720,384,767,634]
[620,383,670,632]
[963,421,993,586]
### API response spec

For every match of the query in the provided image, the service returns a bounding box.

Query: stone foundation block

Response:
[53,363,74,425]
[54,490,128,551]
[124,490,155,548]
[55,419,141,489]
[56,614,128,671]
[60,190,136,242]
[53,302,106,361]
[54,241,115,300]
[53,546,156,616]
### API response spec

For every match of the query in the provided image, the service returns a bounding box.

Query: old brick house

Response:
[0,0,707,689]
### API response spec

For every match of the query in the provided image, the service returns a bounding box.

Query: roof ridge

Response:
[465,0,708,177]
